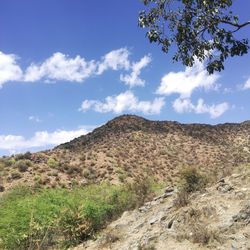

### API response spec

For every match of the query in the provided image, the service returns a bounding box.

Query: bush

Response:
[15,152,32,161]
[0,183,143,249]
[174,167,207,208]
[0,185,5,192]
[0,157,15,167]
[15,159,32,172]
[191,224,219,245]
[180,167,207,193]
[174,188,189,208]
[10,171,22,179]
[126,178,153,207]
[47,157,59,168]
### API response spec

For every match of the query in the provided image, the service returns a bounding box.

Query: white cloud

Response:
[156,60,220,98]
[79,91,165,115]
[0,49,151,88]
[120,55,151,87]
[242,77,250,90]
[173,98,229,118]
[0,51,23,88]
[24,52,97,82]
[0,127,91,151]
[97,48,130,75]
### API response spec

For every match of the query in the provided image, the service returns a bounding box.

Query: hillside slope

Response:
[74,165,250,250]
[0,115,250,191]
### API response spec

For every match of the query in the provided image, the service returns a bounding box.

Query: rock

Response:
[218,178,225,183]
[149,217,159,225]
[217,183,233,193]
[134,222,145,230]
[231,240,237,250]
[165,186,175,193]
[167,218,174,229]
[139,206,148,213]
[235,191,245,199]
[154,191,174,202]
[231,173,241,179]
[232,204,250,224]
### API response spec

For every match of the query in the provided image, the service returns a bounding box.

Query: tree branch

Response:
[221,20,250,32]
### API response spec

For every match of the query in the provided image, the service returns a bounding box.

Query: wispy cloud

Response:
[156,60,220,98]
[242,77,250,90]
[173,98,229,118]
[79,90,165,115]
[120,55,151,87]
[28,116,42,123]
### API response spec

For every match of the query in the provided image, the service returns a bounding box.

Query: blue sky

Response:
[0,0,250,155]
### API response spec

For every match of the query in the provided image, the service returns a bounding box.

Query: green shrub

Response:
[0,183,145,249]
[47,157,59,168]
[0,157,15,167]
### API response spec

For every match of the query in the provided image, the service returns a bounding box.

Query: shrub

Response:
[191,224,220,245]
[15,159,32,172]
[10,171,22,179]
[126,178,153,207]
[0,185,5,192]
[180,167,207,193]
[174,188,189,208]
[15,152,32,161]
[47,157,59,168]
[0,183,143,249]
[100,231,120,247]
[0,157,15,167]
[174,167,207,208]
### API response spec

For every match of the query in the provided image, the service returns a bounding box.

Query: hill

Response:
[0,115,250,191]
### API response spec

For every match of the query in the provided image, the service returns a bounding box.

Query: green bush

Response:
[0,157,15,167]
[0,183,143,249]
[47,157,59,168]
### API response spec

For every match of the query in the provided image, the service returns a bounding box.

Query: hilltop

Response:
[0,115,250,191]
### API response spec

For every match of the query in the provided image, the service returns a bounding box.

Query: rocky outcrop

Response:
[74,166,250,250]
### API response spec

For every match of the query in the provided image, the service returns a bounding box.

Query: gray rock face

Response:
[233,204,250,224]
[217,180,234,193]
[74,168,250,250]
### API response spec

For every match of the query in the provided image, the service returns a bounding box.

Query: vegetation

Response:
[0,181,153,249]
[139,0,250,73]
[47,157,59,168]
[14,159,32,172]
[175,167,207,207]
[180,167,207,193]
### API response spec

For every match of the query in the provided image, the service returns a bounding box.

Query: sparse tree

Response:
[138,0,250,73]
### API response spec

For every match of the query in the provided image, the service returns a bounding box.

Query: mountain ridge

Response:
[0,114,250,192]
